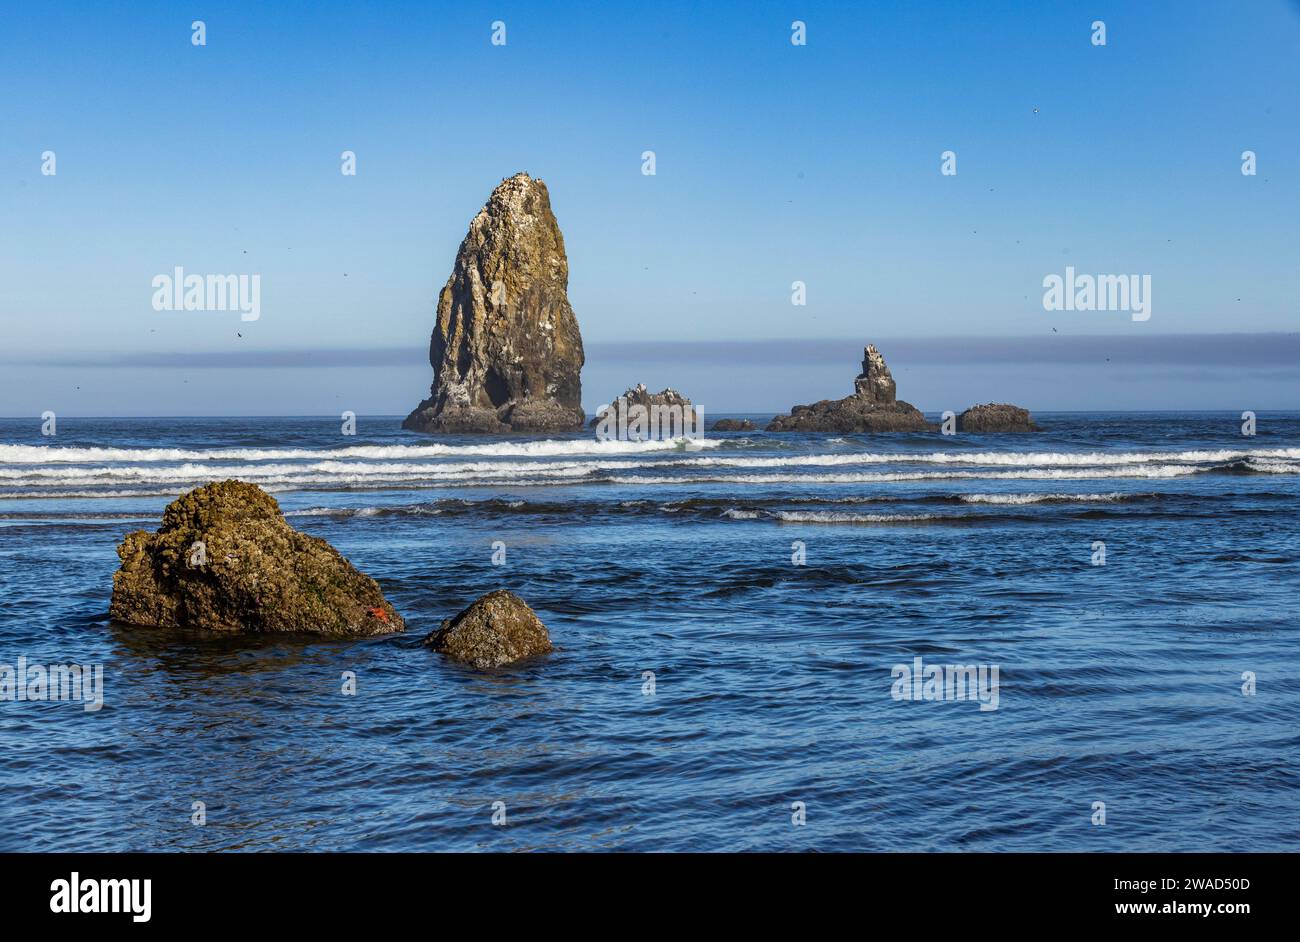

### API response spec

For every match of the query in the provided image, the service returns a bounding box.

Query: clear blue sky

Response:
[1,0,1297,414]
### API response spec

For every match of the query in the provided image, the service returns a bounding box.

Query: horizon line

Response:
[3,409,1293,421]
[7,332,1300,370]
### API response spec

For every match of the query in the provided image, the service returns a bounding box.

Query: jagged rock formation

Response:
[766,344,935,433]
[109,480,404,635]
[711,418,755,432]
[853,344,898,402]
[957,403,1040,432]
[590,384,702,435]
[423,589,553,669]
[403,173,585,434]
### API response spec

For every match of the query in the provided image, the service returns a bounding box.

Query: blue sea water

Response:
[1,412,1298,852]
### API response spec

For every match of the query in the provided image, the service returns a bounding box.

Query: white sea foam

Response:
[287,505,416,518]
[1,460,1279,495]
[4,443,1294,471]
[0,437,722,465]
[0,459,619,484]
[1244,459,1300,473]
[654,448,1300,469]
[722,508,941,523]
[773,511,943,523]
[4,437,1297,499]
[609,464,1215,485]
[958,492,1129,504]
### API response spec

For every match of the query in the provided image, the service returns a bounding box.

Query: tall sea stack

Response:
[403,173,586,433]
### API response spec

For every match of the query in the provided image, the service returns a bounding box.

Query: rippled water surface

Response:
[2,413,1298,851]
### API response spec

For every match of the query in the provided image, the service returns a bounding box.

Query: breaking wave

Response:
[0,437,722,465]
[724,509,951,524]
[607,463,1249,485]
[3,435,1297,500]
[957,492,1127,504]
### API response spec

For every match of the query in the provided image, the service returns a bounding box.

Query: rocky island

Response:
[590,384,702,437]
[765,344,1039,434]
[766,344,935,433]
[403,173,585,434]
[109,480,405,636]
[957,403,1040,432]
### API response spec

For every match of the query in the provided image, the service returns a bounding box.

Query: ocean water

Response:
[1,412,1298,852]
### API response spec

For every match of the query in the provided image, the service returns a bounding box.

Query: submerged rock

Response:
[108,480,404,636]
[423,589,553,669]
[766,344,934,433]
[403,172,586,434]
[957,402,1040,432]
[711,418,755,432]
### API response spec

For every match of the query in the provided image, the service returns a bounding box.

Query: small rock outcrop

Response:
[423,589,553,669]
[590,384,702,433]
[109,480,404,635]
[403,173,585,434]
[957,403,1040,432]
[711,418,755,432]
[766,344,934,433]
